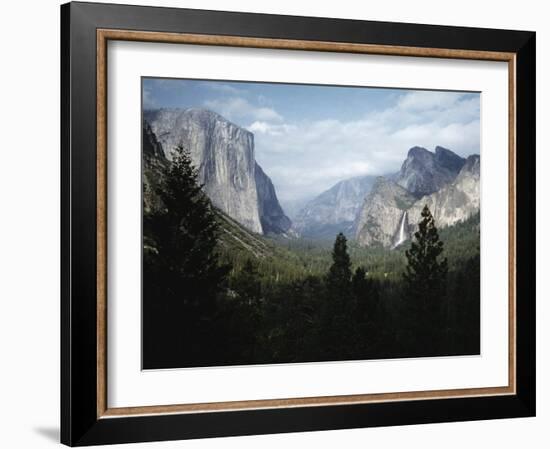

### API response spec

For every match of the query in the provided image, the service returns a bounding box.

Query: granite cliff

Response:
[395,146,466,197]
[354,177,417,247]
[143,108,290,235]
[355,147,479,248]
[407,154,480,228]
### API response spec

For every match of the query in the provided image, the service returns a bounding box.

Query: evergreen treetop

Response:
[326,232,352,295]
[402,205,448,352]
[144,145,228,303]
[404,205,448,299]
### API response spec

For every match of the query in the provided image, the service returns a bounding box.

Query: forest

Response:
[142,147,480,369]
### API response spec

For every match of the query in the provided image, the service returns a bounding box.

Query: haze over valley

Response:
[144,106,480,250]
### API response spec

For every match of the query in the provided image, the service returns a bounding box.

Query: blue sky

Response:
[143,78,480,206]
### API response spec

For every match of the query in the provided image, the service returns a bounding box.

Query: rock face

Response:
[354,177,417,247]
[254,163,292,234]
[396,146,466,197]
[143,120,166,159]
[355,147,479,248]
[143,108,290,235]
[143,121,169,215]
[408,154,480,227]
[293,175,377,238]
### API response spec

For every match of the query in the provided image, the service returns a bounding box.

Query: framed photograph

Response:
[61,1,536,446]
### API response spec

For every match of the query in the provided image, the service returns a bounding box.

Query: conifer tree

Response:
[352,267,380,315]
[144,146,228,300]
[322,233,354,357]
[326,233,352,297]
[143,145,229,367]
[402,205,448,352]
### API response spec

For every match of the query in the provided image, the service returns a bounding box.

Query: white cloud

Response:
[195,88,479,203]
[397,90,463,111]
[203,83,244,95]
[249,121,297,137]
[250,92,480,203]
[143,87,155,109]
[203,97,283,124]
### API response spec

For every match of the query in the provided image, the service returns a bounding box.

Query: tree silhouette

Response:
[322,233,354,357]
[142,144,479,367]
[326,232,352,297]
[143,145,229,368]
[402,205,448,354]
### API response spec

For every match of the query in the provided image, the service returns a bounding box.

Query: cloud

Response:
[203,97,283,124]
[142,86,156,109]
[145,77,480,204]
[248,121,297,136]
[202,83,244,95]
[249,92,480,203]
[397,90,463,111]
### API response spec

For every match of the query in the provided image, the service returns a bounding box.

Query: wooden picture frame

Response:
[61,1,535,446]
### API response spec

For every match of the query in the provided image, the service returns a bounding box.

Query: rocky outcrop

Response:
[395,146,465,197]
[255,163,292,234]
[408,154,480,228]
[143,121,169,215]
[144,108,262,233]
[292,175,377,239]
[354,177,417,247]
[143,108,290,235]
[355,149,479,249]
[143,120,166,159]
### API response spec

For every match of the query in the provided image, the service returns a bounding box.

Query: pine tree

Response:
[143,145,229,368]
[351,266,383,354]
[145,145,228,300]
[326,233,352,297]
[402,205,448,353]
[322,233,354,358]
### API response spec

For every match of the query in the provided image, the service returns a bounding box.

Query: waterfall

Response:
[392,211,408,249]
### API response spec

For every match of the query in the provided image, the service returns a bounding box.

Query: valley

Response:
[142,106,481,369]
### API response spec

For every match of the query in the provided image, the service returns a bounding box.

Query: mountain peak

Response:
[461,154,480,175]
[434,146,466,173]
[397,145,466,197]
[146,107,248,134]
[371,176,413,198]
[356,147,479,248]
[292,174,377,239]
[373,175,391,186]
[407,146,431,158]
[435,145,451,154]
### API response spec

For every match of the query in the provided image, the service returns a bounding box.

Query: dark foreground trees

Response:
[402,205,449,355]
[143,155,479,368]
[320,233,383,359]
[143,146,230,368]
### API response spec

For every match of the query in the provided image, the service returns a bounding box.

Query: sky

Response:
[143,77,480,207]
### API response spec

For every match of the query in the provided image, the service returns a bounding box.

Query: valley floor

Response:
[144,212,481,369]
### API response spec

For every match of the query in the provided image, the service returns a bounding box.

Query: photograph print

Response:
[142,78,481,370]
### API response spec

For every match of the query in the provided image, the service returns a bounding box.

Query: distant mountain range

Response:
[143,107,479,249]
[295,145,480,248]
[292,175,377,239]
